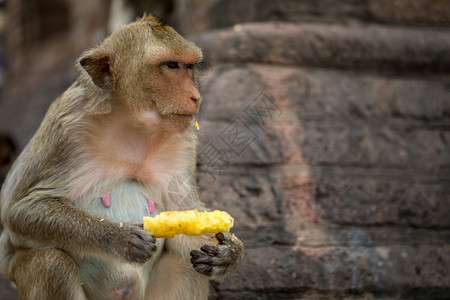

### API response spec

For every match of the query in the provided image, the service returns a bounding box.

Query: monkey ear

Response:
[79,50,116,89]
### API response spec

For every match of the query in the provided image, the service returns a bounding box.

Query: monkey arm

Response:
[5,194,155,263]
[7,196,112,247]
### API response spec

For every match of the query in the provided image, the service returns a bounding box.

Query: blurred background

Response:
[0,0,449,299]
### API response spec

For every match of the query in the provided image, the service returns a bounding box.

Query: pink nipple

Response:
[101,192,111,208]
[147,197,155,214]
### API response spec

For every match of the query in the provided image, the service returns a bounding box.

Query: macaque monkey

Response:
[0,15,244,300]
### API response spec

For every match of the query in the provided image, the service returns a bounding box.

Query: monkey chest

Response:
[75,178,162,223]
[73,179,165,299]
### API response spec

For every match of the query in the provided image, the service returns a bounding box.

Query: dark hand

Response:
[190,232,244,278]
[122,225,156,263]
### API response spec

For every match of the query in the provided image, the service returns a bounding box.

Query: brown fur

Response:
[0,15,243,300]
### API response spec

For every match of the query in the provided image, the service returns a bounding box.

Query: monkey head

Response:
[79,15,203,133]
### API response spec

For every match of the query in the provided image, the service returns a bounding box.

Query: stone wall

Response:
[177,0,450,299]
[0,0,449,299]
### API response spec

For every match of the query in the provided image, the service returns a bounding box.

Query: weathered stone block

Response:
[192,23,450,73]
[210,245,450,299]
[202,64,450,121]
[175,0,450,36]
[284,174,450,228]
[368,0,450,25]
[200,64,450,169]
[197,169,281,228]
[197,120,304,166]
[301,123,450,170]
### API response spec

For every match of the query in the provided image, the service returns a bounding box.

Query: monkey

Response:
[0,14,244,300]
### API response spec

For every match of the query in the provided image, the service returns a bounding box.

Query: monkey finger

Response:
[190,250,210,262]
[193,263,228,278]
[134,230,156,245]
[190,249,203,257]
[200,245,222,255]
[193,263,214,276]
[129,238,157,254]
[215,232,226,244]
[190,250,226,266]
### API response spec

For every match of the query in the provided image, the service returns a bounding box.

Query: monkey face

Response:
[140,57,202,133]
[79,18,203,134]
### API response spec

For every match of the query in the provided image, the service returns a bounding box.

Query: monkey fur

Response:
[0,15,244,300]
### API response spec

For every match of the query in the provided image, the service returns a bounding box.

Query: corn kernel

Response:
[143,210,234,238]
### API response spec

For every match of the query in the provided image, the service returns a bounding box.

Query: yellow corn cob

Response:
[143,210,234,238]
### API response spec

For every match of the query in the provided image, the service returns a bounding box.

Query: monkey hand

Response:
[115,225,157,264]
[190,232,244,279]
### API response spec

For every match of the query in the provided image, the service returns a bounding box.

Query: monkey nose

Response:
[191,96,199,104]
[191,91,200,104]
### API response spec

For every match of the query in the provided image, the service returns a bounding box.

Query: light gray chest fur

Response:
[76,178,162,223]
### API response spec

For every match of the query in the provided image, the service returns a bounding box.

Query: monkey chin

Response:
[161,114,195,133]
[136,111,194,133]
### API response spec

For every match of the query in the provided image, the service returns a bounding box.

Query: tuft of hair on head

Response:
[137,13,167,27]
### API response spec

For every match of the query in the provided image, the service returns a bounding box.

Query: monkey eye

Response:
[165,61,180,69]
[186,64,194,70]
